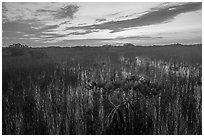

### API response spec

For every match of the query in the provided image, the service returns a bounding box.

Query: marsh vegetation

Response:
[2,44,202,135]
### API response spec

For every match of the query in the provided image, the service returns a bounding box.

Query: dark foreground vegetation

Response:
[2,44,202,135]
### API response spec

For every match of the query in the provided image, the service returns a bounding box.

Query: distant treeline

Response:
[3,43,202,64]
[41,43,202,64]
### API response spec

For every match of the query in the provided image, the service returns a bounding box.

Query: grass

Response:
[2,45,202,135]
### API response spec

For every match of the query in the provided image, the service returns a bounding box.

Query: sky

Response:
[2,2,202,47]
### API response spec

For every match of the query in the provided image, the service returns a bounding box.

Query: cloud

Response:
[67,2,201,33]
[36,9,56,13]
[107,11,123,17]
[59,20,71,25]
[40,24,59,31]
[2,3,8,23]
[29,37,41,40]
[2,3,79,24]
[3,21,59,36]
[68,30,99,35]
[24,34,35,37]
[3,22,33,33]
[55,5,79,19]
[115,36,163,40]
[40,33,67,39]
[36,4,79,20]
[39,29,100,41]
[96,18,107,22]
